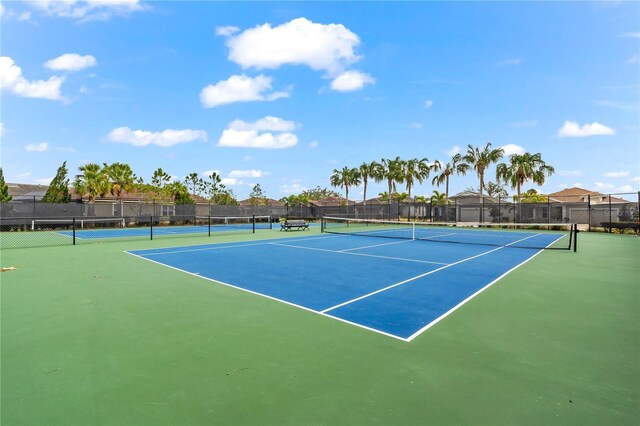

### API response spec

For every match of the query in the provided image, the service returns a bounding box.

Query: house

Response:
[6,183,50,201]
[547,187,628,204]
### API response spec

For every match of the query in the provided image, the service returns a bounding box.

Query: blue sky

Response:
[1,1,638,201]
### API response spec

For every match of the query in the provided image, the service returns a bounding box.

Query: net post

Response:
[150,215,153,240]
[269,215,273,230]
[573,224,578,252]
[208,215,211,237]
[412,222,416,240]
[72,217,76,245]
[252,214,256,234]
[321,215,325,233]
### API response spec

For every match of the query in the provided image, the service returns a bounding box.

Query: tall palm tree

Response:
[330,167,361,208]
[403,157,430,200]
[430,154,470,203]
[358,160,380,205]
[103,162,136,211]
[73,163,107,203]
[376,157,405,202]
[463,143,504,197]
[496,152,555,205]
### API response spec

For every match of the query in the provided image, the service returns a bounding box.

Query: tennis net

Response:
[31,217,126,230]
[321,216,578,251]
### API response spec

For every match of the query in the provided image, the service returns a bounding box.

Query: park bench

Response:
[280,219,310,231]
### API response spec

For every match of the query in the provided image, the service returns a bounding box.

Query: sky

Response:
[1,0,639,201]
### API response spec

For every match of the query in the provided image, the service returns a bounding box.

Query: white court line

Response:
[268,242,449,266]
[321,233,542,314]
[133,234,349,256]
[125,251,409,342]
[406,233,562,341]
[338,239,414,252]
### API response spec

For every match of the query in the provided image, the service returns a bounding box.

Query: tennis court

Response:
[128,221,574,340]
[1,223,638,425]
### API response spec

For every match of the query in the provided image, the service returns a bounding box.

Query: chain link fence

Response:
[2,192,637,249]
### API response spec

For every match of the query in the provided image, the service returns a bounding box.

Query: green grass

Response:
[1,230,638,425]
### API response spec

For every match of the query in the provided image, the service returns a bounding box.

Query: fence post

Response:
[150,215,153,240]
[547,196,551,224]
[498,196,501,224]
[481,196,484,223]
[72,217,76,245]
[608,194,612,233]
[252,214,256,234]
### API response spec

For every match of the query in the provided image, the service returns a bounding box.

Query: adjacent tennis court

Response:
[128,220,573,340]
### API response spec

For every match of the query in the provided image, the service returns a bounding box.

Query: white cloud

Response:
[280,183,307,194]
[620,32,640,38]
[28,0,145,21]
[501,144,526,156]
[229,116,296,132]
[1,5,32,21]
[218,129,298,149]
[0,122,4,136]
[215,26,239,37]
[220,178,241,186]
[107,127,207,147]
[603,171,630,178]
[594,182,615,191]
[633,177,640,183]
[243,155,253,161]
[558,170,584,177]
[16,172,31,179]
[200,74,289,108]
[25,142,49,152]
[408,122,423,129]
[0,56,65,100]
[445,145,460,157]
[424,100,433,109]
[557,121,615,137]
[617,185,634,192]
[330,70,375,92]
[201,170,221,177]
[222,17,361,75]
[308,140,319,148]
[628,54,639,64]
[45,54,97,71]
[229,169,265,178]
[218,117,298,149]
[497,58,522,66]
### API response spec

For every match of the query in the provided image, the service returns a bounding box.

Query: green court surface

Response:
[1,230,638,425]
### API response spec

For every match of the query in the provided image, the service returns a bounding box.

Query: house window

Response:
[161,204,175,216]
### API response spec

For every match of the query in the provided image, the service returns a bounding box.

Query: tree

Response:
[402,157,430,200]
[300,186,341,200]
[73,163,107,203]
[184,172,205,197]
[374,157,405,203]
[430,154,469,203]
[430,190,448,205]
[463,143,504,198]
[0,168,11,202]
[484,181,509,199]
[151,168,171,189]
[359,161,380,205]
[249,183,268,206]
[519,189,548,203]
[496,152,555,205]
[166,181,194,205]
[212,189,237,205]
[42,161,71,203]
[330,166,361,207]
[103,162,136,205]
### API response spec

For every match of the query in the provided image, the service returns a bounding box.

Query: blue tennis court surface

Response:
[127,231,565,341]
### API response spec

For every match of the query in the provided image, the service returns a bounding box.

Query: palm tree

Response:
[463,143,504,198]
[429,190,448,205]
[402,157,430,200]
[103,162,136,212]
[73,163,107,203]
[430,154,470,203]
[375,157,405,202]
[330,167,361,208]
[496,152,555,205]
[358,160,380,205]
